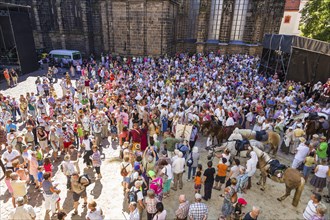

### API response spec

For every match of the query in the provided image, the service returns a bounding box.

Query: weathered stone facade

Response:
[2,0,285,56]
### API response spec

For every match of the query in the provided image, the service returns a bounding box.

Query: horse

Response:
[305,118,330,140]
[233,128,281,155]
[200,120,240,144]
[207,132,264,159]
[251,146,305,207]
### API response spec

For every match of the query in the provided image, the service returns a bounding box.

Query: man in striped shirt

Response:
[303,193,322,220]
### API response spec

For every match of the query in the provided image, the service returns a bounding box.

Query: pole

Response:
[265,34,273,76]
[0,24,6,50]
[8,7,21,72]
[284,37,294,81]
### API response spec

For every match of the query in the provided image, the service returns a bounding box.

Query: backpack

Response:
[79,174,91,187]
[121,163,129,177]
[127,188,140,203]
[177,144,189,158]
[186,152,194,167]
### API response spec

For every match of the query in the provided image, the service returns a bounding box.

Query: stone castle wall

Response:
[2,0,285,56]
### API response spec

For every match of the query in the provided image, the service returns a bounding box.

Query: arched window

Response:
[208,0,224,40]
[187,0,200,39]
[230,0,250,41]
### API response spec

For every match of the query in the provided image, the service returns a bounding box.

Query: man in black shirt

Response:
[202,161,215,201]
[243,206,260,220]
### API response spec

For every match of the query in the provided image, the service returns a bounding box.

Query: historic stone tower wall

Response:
[2,0,285,56]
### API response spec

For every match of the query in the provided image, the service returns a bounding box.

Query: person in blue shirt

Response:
[5,119,17,133]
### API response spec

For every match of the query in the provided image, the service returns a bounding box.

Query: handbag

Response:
[186,152,193,167]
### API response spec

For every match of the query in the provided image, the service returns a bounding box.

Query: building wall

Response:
[2,0,285,56]
[279,0,308,36]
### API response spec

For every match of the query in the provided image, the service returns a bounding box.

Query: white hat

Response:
[192,147,198,153]
[195,193,202,200]
[312,134,319,138]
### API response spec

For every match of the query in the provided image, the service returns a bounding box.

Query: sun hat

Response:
[148,170,156,177]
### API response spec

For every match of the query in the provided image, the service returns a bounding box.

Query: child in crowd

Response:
[77,124,84,146]
[197,164,203,173]
[91,145,102,179]
[43,157,53,177]
[4,169,13,195]
[311,203,327,220]
[35,146,43,166]
[37,166,44,188]
[214,158,228,190]
[194,171,202,193]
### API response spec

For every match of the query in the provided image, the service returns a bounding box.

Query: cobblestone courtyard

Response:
[0,72,322,219]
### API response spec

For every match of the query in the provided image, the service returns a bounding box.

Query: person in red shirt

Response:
[3,68,11,87]
[129,122,141,151]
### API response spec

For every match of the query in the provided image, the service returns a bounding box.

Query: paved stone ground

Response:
[0,71,327,219]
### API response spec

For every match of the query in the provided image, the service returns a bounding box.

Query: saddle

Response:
[268,159,287,177]
[255,130,268,142]
[235,139,250,153]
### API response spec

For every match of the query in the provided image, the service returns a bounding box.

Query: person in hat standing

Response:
[316,136,328,163]
[36,126,48,155]
[24,125,35,147]
[310,134,320,150]
[291,124,305,154]
[61,154,76,190]
[291,137,309,169]
[8,196,36,220]
[71,172,89,215]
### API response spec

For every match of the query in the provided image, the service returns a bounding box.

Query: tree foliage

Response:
[300,0,330,42]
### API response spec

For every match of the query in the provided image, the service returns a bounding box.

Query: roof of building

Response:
[284,0,301,10]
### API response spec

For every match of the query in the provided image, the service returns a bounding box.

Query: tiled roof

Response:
[285,0,301,10]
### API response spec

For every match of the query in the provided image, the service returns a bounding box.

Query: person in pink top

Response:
[148,170,163,201]
[29,151,39,188]
[4,169,13,194]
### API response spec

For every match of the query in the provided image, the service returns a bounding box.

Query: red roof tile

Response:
[285,0,301,10]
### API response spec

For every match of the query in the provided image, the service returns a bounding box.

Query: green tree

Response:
[300,0,330,42]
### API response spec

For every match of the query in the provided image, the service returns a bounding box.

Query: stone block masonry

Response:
[2,0,285,56]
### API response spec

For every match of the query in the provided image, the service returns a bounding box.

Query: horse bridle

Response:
[259,152,273,169]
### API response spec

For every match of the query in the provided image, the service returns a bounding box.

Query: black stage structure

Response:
[259,34,330,83]
[0,2,38,77]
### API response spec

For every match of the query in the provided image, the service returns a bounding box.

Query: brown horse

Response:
[252,146,305,207]
[305,119,330,140]
[200,121,240,144]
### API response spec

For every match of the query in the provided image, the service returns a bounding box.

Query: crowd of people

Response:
[0,52,329,220]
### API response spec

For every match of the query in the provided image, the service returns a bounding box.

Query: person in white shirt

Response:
[8,197,36,220]
[171,152,185,191]
[86,200,104,220]
[2,145,20,170]
[291,137,309,169]
[303,193,322,220]
[128,202,140,220]
[246,151,258,189]
[253,112,266,131]
[225,112,235,127]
